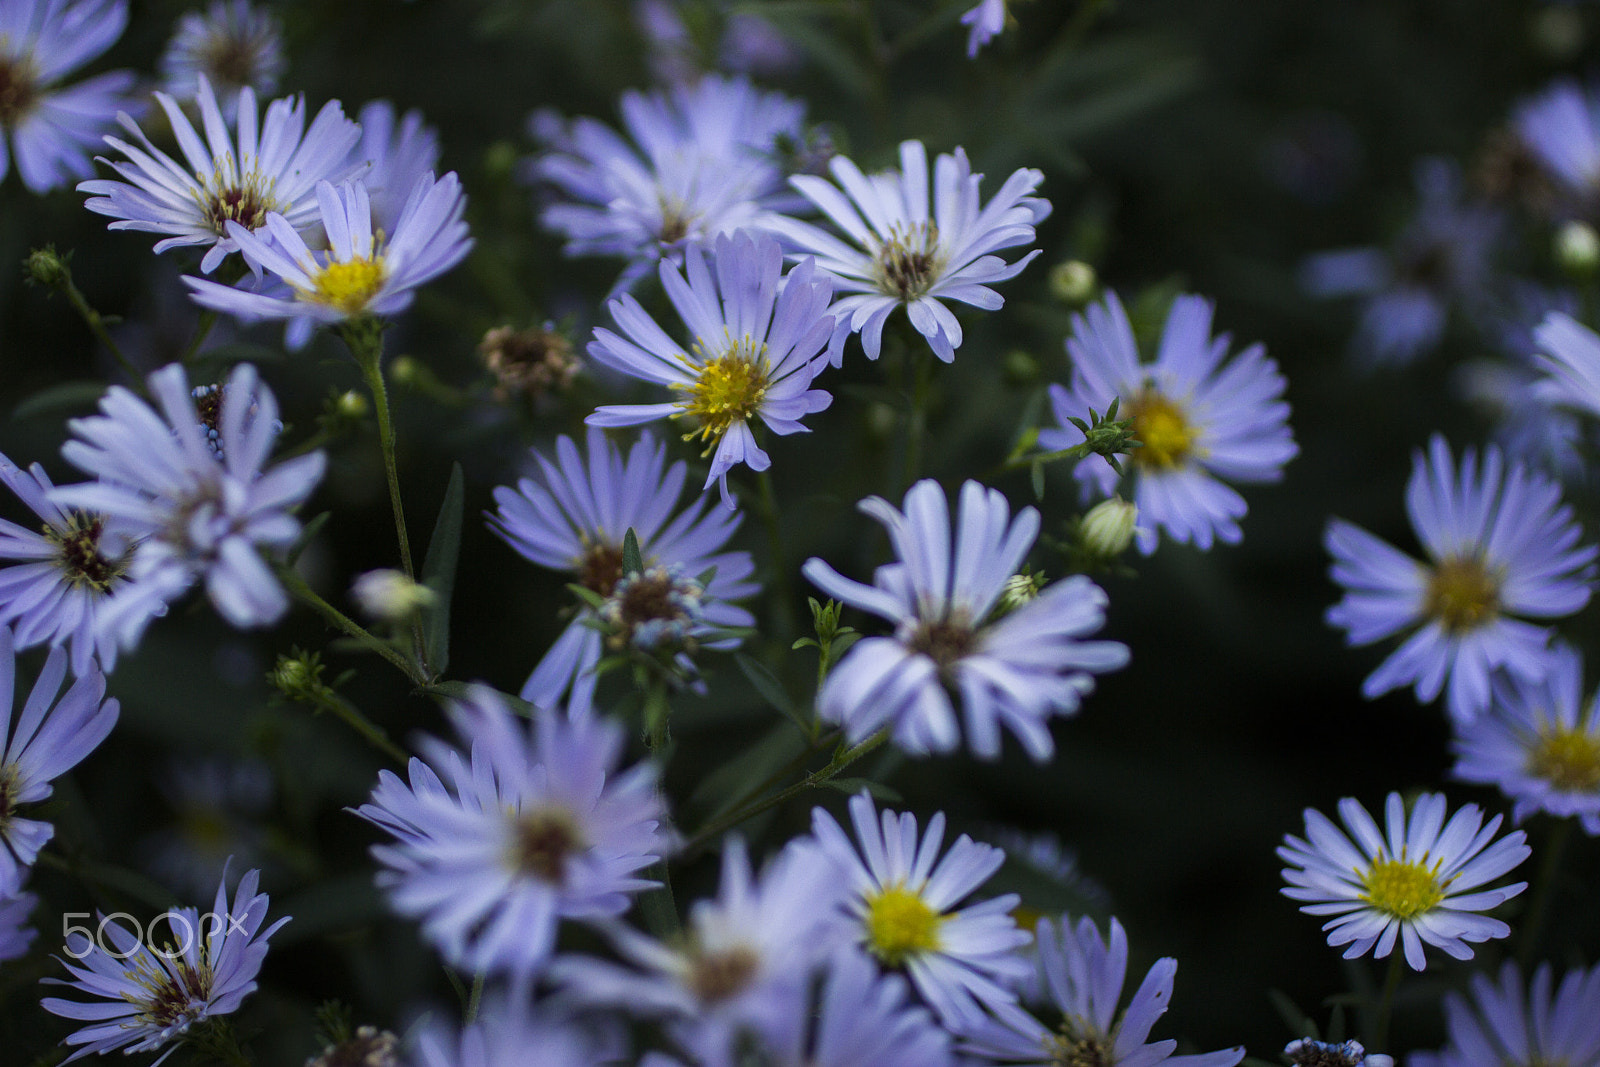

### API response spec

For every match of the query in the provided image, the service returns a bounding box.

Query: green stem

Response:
[1372,948,1405,1053]
[681,727,889,856]
[343,321,430,677]
[179,309,219,366]
[1518,817,1573,967]
[466,973,485,1025]
[900,349,934,493]
[277,566,428,686]
[318,691,409,765]
[60,272,139,382]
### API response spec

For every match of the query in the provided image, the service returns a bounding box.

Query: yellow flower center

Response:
[306,256,388,316]
[0,55,38,125]
[1360,855,1446,920]
[875,222,943,300]
[1048,1020,1110,1067]
[864,884,944,966]
[1128,390,1196,469]
[196,161,283,235]
[1527,723,1600,791]
[1425,556,1501,634]
[672,339,770,450]
[45,512,129,593]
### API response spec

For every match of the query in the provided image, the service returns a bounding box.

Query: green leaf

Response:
[421,463,464,678]
[735,652,808,733]
[622,527,644,577]
[688,724,808,821]
[818,777,901,802]
[422,680,540,718]
[12,380,106,420]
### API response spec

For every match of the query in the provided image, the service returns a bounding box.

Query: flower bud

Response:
[336,390,368,418]
[1556,220,1600,278]
[351,569,437,622]
[1049,260,1097,305]
[1080,497,1138,557]
[23,245,70,289]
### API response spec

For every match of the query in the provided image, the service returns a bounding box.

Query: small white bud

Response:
[1556,220,1600,277]
[351,569,437,622]
[1081,497,1139,557]
[1050,260,1097,305]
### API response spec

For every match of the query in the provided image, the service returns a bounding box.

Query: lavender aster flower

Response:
[809,792,1030,1028]
[79,74,362,272]
[529,74,806,291]
[0,627,118,897]
[1411,961,1600,1067]
[1286,1039,1392,1067]
[767,139,1049,363]
[1278,792,1530,971]
[1451,642,1600,833]
[487,426,756,715]
[158,0,285,120]
[0,0,136,193]
[802,479,1128,761]
[0,452,155,676]
[1041,291,1297,554]
[587,230,836,506]
[1301,159,1500,366]
[354,99,440,232]
[184,173,473,350]
[412,998,625,1067]
[41,864,289,1064]
[1513,79,1600,211]
[552,836,845,1067]
[755,949,954,1067]
[960,0,1007,56]
[355,687,668,983]
[962,915,1245,1067]
[1532,310,1600,420]
[1324,435,1595,721]
[0,885,36,961]
[53,362,326,640]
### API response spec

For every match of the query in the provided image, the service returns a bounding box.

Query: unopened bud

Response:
[1556,220,1600,277]
[351,569,437,622]
[23,245,69,289]
[388,355,422,386]
[1080,497,1138,557]
[306,1026,400,1067]
[1003,349,1039,385]
[480,323,578,401]
[1049,260,1097,305]
[994,571,1045,617]
[336,390,368,418]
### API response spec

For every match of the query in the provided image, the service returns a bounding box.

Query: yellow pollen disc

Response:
[874,222,943,300]
[1425,556,1501,634]
[1128,391,1196,469]
[672,342,770,448]
[306,256,387,316]
[1527,724,1600,791]
[1360,856,1445,920]
[864,884,944,966]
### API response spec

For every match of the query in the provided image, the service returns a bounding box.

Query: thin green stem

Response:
[318,691,409,765]
[681,728,889,856]
[59,272,139,382]
[277,566,428,685]
[900,349,934,493]
[343,320,430,677]
[466,973,486,1025]
[1372,948,1405,1053]
[179,309,219,366]
[1518,817,1574,967]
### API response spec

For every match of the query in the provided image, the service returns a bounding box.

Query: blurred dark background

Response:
[4,0,1599,1062]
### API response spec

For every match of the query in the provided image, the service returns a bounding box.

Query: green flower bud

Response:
[1049,260,1097,306]
[1556,221,1600,278]
[1080,497,1139,557]
[351,569,437,622]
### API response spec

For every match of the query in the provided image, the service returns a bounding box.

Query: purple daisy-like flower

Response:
[552,835,846,1067]
[1532,309,1600,421]
[1041,290,1297,554]
[41,863,288,1064]
[487,426,757,715]
[184,173,472,350]
[1278,792,1529,971]
[158,0,285,120]
[353,98,440,232]
[1300,159,1501,366]
[755,949,954,1067]
[79,73,362,272]
[802,478,1128,761]
[0,0,136,193]
[411,997,625,1067]
[52,362,326,641]
[961,914,1245,1067]
[1513,78,1600,211]
[960,0,1007,56]
[1324,435,1596,721]
[355,686,668,984]
[766,139,1049,364]
[529,74,806,292]
[0,452,159,676]
[0,626,118,898]
[586,230,836,507]
[809,792,1030,1028]
[1451,642,1600,834]
[0,884,36,961]
[1410,961,1600,1067]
